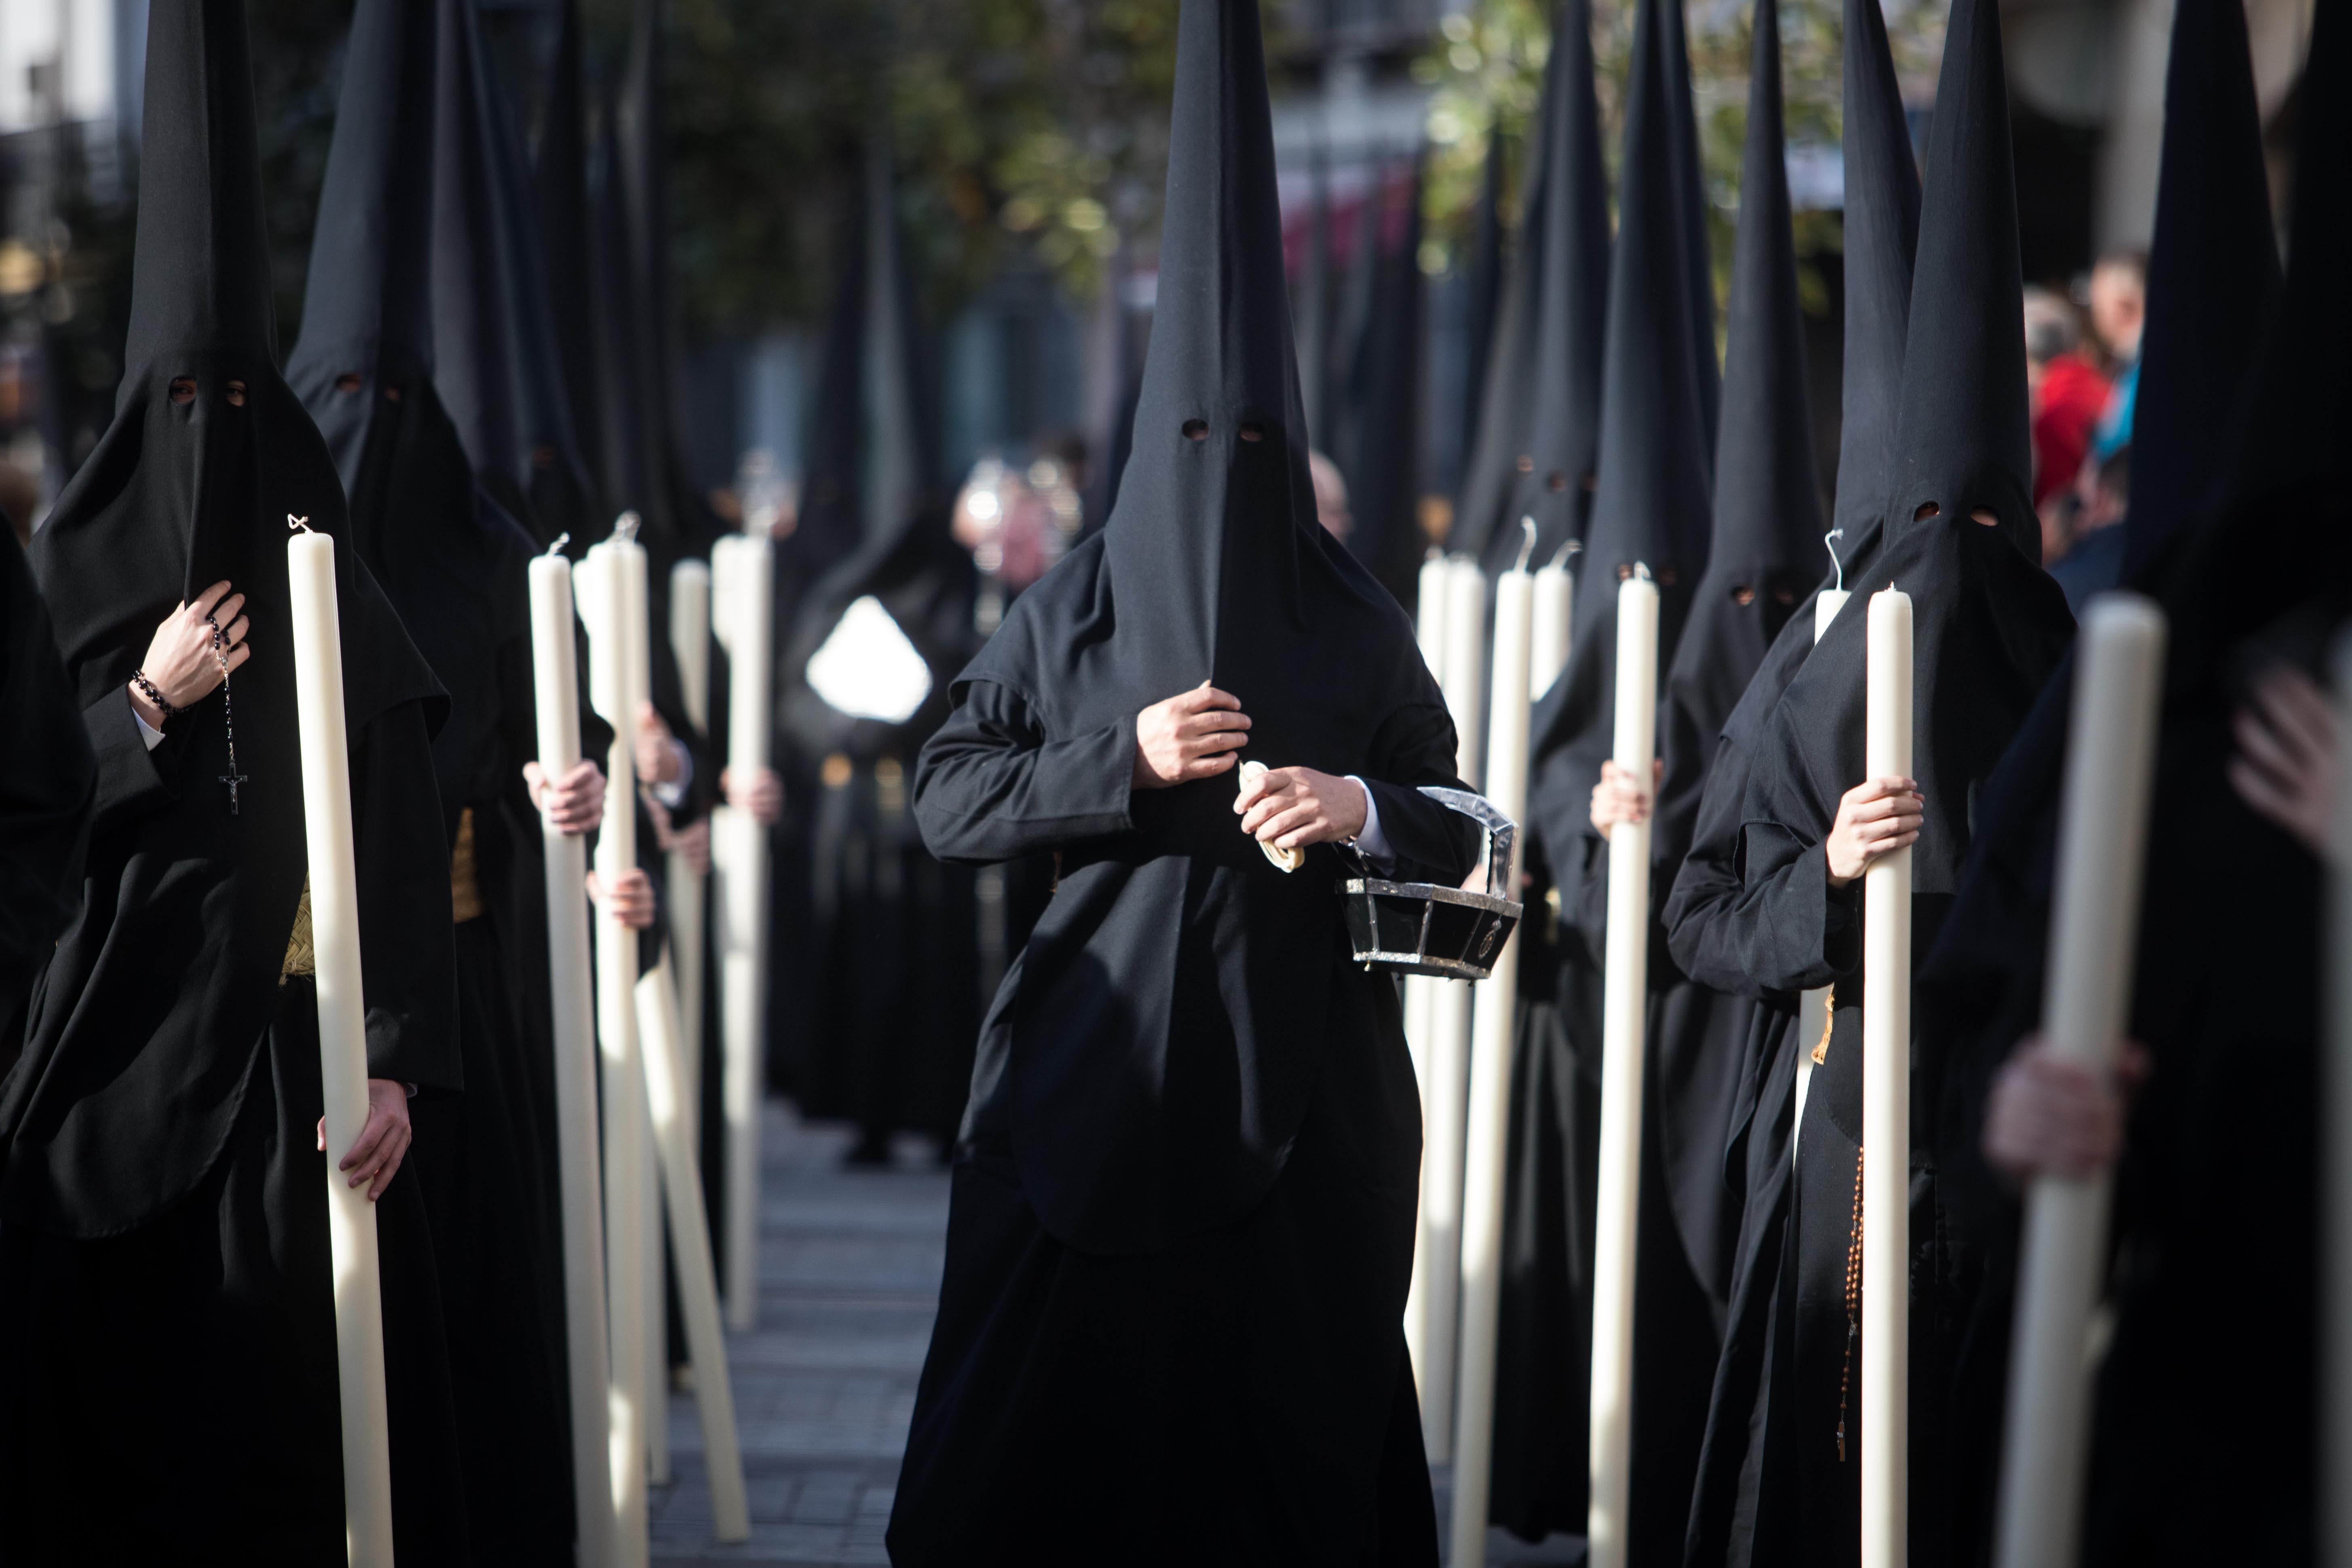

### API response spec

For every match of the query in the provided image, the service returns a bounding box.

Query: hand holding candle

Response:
[284,521,396,1568]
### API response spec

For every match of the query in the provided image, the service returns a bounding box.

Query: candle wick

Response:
[1631,561,1652,583]
[545,532,571,558]
[287,514,312,534]
[613,511,641,545]
[1514,517,1538,573]
[1824,527,1845,593]
[1550,538,1581,570]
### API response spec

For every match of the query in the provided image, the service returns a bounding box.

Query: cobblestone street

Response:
[645,1102,1586,1566]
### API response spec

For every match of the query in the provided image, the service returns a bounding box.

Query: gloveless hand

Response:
[1588,758,1664,833]
[722,764,783,826]
[522,758,606,835]
[130,580,250,726]
[634,700,684,786]
[2228,663,2340,861]
[587,866,656,929]
[1825,776,1922,886]
[315,1078,413,1201]
[1981,1034,2150,1187]
[1235,766,1366,851]
[1133,682,1251,788]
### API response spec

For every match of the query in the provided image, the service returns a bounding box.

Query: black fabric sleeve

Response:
[1725,823,1859,995]
[354,697,462,1094]
[1359,698,1482,886]
[1662,734,1789,1001]
[912,680,1136,865]
[83,687,184,836]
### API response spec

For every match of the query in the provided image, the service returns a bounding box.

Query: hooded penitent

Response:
[1720,0,2074,1559]
[288,3,574,1556]
[891,6,1475,1556]
[773,139,979,1150]
[11,0,448,1240]
[931,0,1472,1256]
[1453,0,1611,572]
[290,0,534,842]
[2,2,463,1554]
[1526,0,1717,919]
[1337,151,1429,607]
[1667,0,1919,1555]
[1923,2,2308,1555]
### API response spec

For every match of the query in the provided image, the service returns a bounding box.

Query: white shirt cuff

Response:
[1344,775,1393,870]
[651,739,692,808]
[135,705,165,751]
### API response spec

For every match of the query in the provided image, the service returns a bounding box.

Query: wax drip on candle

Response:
[1515,517,1538,572]
[1824,527,1846,593]
[613,511,641,545]
[545,532,570,558]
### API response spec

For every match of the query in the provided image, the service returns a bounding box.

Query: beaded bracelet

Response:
[130,669,179,721]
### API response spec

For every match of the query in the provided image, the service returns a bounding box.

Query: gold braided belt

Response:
[450,806,484,923]
[281,879,315,983]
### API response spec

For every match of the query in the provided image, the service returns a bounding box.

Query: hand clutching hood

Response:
[925,0,1476,1255]
[7,0,447,1237]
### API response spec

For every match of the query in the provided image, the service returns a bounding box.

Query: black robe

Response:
[0,699,469,1564]
[890,673,1474,1564]
[0,526,93,1059]
[0,2,468,1551]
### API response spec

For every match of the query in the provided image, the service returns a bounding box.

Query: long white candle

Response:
[1443,556,1489,789]
[636,951,751,1541]
[1794,586,1849,1160]
[527,552,617,1568]
[1403,551,1449,1407]
[668,560,711,1139]
[1447,552,1535,1568]
[285,526,396,1568]
[576,539,651,1568]
[1530,541,1575,699]
[1419,553,1489,1460]
[2329,631,2352,1568]
[1588,570,1659,1568]
[1417,548,1452,673]
[1992,594,2166,1568]
[615,545,671,1493]
[1862,586,1913,1568]
[711,531,775,1332]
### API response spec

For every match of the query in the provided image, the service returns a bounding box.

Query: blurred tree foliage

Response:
[1414,0,1950,322]
[642,0,1182,331]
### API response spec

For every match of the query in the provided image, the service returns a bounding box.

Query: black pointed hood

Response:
[289,0,534,839]
[1456,128,1506,475]
[533,0,606,531]
[1298,146,1334,447]
[2119,0,2279,581]
[948,0,1454,1254]
[1747,0,2072,910]
[481,11,598,554]
[1881,0,2032,559]
[587,92,650,535]
[1453,0,1611,570]
[430,0,529,520]
[1525,0,1718,864]
[1831,0,1920,551]
[613,0,726,563]
[19,0,442,1236]
[1650,0,1825,876]
[778,139,965,760]
[1338,151,1429,606]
